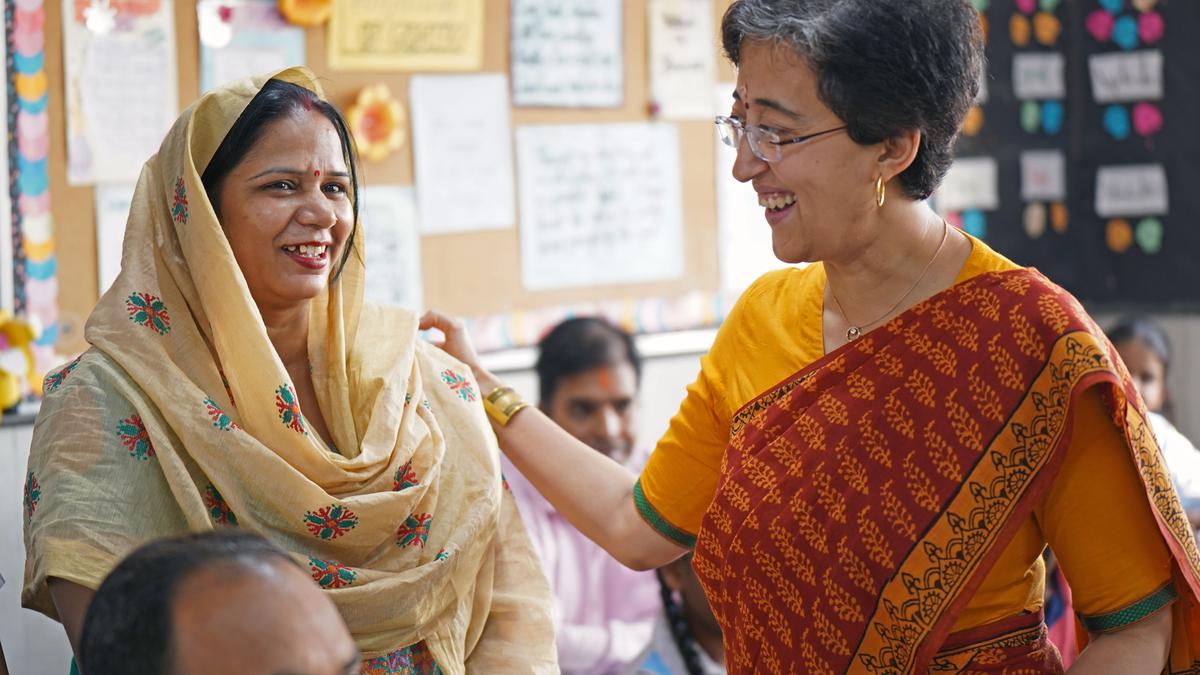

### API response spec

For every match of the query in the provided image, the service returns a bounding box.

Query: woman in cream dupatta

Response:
[23,68,555,673]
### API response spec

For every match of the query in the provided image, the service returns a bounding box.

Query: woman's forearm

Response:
[1069,606,1172,674]
[479,371,687,570]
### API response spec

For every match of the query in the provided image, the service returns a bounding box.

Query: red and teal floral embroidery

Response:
[204,484,238,525]
[304,504,359,540]
[204,396,240,431]
[275,384,306,434]
[309,556,357,589]
[363,643,441,675]
[43,355,82,394]
[435,548,450,562]
[116,414,155,460]
[439,369,476,402]
[393,461,418,491]
[23,472,40,521]
[126,292,171,335]
[396,512,432,548]
[501,473,510,493]
[172,176,188,225]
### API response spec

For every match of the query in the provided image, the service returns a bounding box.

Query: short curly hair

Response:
[722,0,985,200]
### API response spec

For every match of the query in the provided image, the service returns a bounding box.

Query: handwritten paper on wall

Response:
[328,0,484,71]
[1095,164,1169,218]
[198,0,305,93]
[361,186,423,311]
[95,183,137,295]
[62,0,179,185]
[511,0,623,108]
[1088,50,1163,103]
[648,0,716,119]
[516,124,684,290]
[936,158,1000,212]
[410,75,515,234]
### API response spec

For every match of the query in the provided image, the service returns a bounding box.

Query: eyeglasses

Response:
[714,115,847,163]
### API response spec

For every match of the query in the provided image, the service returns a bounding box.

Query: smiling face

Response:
[217,108,354,314]
[544,362,639,465]
[730,41,881,264]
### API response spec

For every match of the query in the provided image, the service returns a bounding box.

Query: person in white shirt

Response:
[1109,317,1200,533]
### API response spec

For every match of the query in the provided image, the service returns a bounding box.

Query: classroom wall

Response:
[44,0,739,355]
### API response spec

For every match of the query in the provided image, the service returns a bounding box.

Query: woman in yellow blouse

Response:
[425,0,1200,672]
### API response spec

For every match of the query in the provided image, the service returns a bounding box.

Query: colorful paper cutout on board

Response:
[1103,104,1131,140]
[1113,14,1139,50]
[1131,102,1163,137]
[345,84,406,162]
[1135,217,1163,254]
[1010,14,1031,47]
[1106,218,1133,253]
[1139,11,1164,44]
[1087,9,1115,42]
[961,210,987,239]
[1033,12,1061,46]
[1024,203,1047,239]
[1050,202,1069,233]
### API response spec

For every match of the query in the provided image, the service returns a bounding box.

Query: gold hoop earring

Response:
[875,176,886,208]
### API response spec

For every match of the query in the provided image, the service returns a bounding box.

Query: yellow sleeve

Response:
[1037,386,1175,633]
[633,276,769,547]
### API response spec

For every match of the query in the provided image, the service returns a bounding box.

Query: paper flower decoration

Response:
[346,85,407,163]
[278,0,332,27]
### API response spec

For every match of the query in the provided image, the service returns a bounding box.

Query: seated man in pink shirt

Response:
[503,317,661,675]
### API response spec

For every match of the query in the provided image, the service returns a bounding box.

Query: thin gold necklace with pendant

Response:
[827,219,950,342]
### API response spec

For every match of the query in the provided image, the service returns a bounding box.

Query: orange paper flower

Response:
[346,85,407,163]
[278,0,332,27]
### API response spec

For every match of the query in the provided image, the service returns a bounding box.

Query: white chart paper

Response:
[511,0,623,107]
[62,0,178,185]
[410,74,515,234]
[1020,150,1067,202]
[516,123,684,290]
[361,186,423,312]
[198,0,305,93]
[1089,50,1164,104]
[1012,52,1065,100]
[936,157,999,211]
[95,183,137,295]
[1095,164,1169,218]
[648,0,716,119]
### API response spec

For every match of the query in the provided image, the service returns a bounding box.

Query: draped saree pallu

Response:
[23,68,556,674]
[689,269,1200,674]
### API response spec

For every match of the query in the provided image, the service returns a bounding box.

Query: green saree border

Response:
[633,479,697,549]
[1081,582,1177,634]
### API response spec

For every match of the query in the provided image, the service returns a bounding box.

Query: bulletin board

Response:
[42,0,739,355]
[951,0,1200,308]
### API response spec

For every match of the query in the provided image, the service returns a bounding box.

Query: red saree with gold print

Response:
[693,268,1200,673]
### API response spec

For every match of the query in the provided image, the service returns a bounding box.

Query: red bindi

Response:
[313,170,320,177]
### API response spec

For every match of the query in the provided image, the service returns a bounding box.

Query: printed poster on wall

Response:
[328,0,484,71]
[516,123,684,290]
[648,0,717,120]
[62,0,179,185]
[360,186,423,312]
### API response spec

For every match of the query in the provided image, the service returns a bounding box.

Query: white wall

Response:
[0,424,74,675]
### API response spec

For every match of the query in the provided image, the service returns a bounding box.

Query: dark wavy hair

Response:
[722,0,985,200]
[535,317,642,405]
[201,78,361,281]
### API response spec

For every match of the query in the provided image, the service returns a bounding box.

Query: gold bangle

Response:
[484,386,530,427]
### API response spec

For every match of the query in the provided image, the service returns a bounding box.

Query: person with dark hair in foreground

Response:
[503,317,663,673]
[421,1,1200,672]
[80,530,359,675]
[23,68,554,672]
